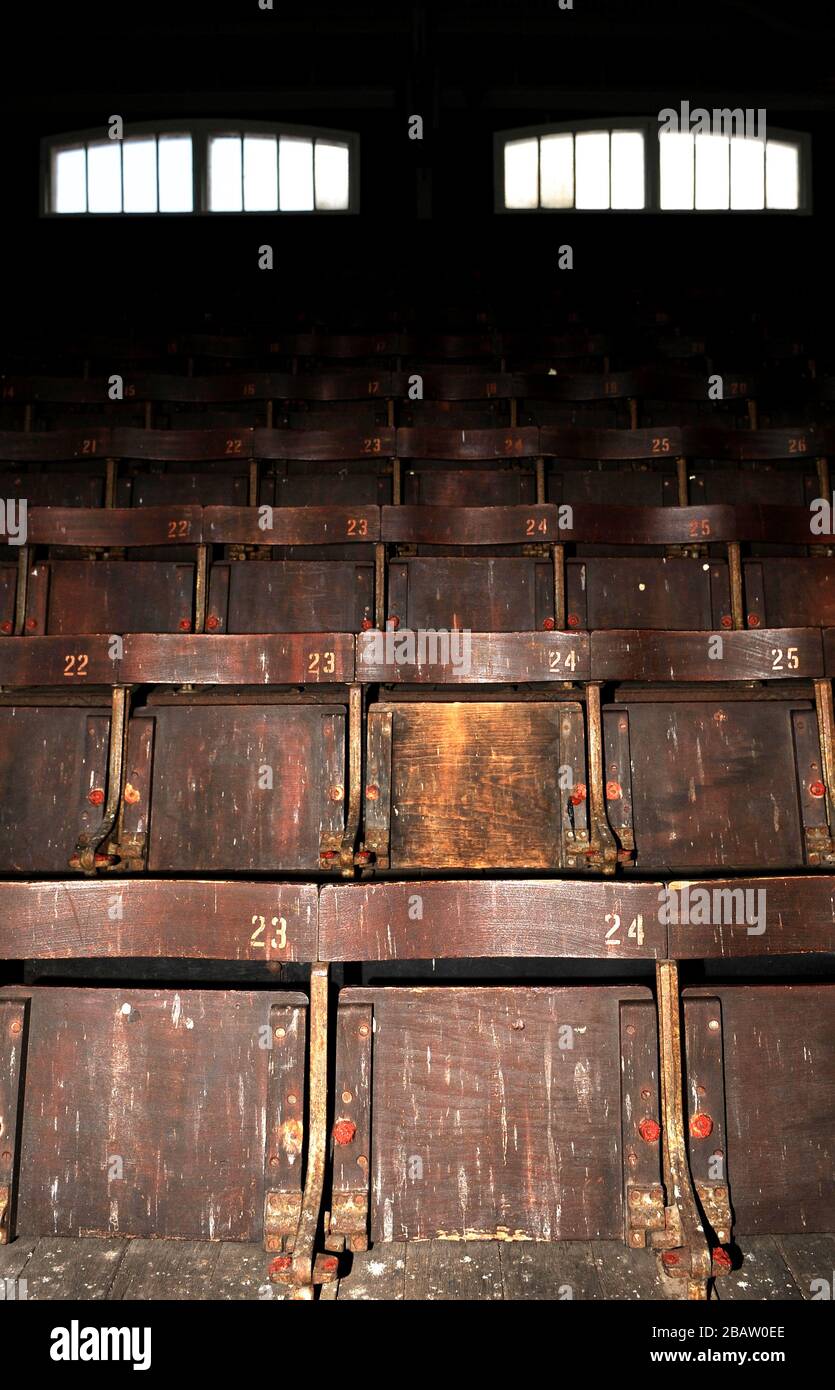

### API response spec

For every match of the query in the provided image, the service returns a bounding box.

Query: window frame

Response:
[41,118,361,217]
[494,116,811,215]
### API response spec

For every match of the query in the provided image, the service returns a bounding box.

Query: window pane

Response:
[279,137,314,211]
[86,141,122,213]
[504,137,538,209]
[659,131,694,210]
[315,141,350,210]
[695,134,730,210]
[766,140,800,209]
[242,135,278,211]
[575,131,610,209]
[53,146,86,213]
[611,130,644,208]
[158,136,193,212]
[209,136,243,212]
[539,133,573,209]
[730,137,765,210]
[123,138,158,213]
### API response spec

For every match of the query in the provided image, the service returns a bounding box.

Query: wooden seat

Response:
[326,984,658,1249]
[0,984,309,1246]
[122,693,352,872]
[603,689,835,872]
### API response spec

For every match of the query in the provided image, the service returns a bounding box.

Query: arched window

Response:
[496,114,808,213]
[43,120,359,215]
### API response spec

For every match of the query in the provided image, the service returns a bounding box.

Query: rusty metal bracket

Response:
[620,1000,665,1250]
[650,962,713,1300]
[339,685,364,876]
[814,679,835,847]
[727,543,744,631]
[13,547,29,637]
[585,683,618,874]
[0,998,27,1245]
[264,1001,307,1254]
[683,995,734,1261]
[326,1002,373,1254]
[270,963,333,1299]
[71,686,129,875]
[374,543,386,632]
[194,544,208,635]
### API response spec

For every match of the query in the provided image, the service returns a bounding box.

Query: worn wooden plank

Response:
[28,506,202,548]
[210,1242,289,1301]
[499,1241,604,1300]
[592,629,823,682]
[775,1233,835,1300]
[204,505,381,546]
[254,427,396,461]
[107,1239,223,1300]
[0,637,122,685]
[717,1237,804,1301]
[12,1236,126,1300]
[404,1241,504,1301]
[0,881,318,962]
[668,876,835,957]
[357,631,590,683]
[335,1244,407,1300]
[318,880,666,961]
[0,1235,37,1287]
[120,633,355,684]
[382,504,558,546]
[591,1241,667,1300]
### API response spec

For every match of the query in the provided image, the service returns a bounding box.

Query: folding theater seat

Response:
[0,428,110,513]
[277,370,395,432]
[393,368,517,429]
[312,882,731,1301]
[397,426,539,507]
[256,426,395,512]
[516,369,637,430]
[114,427,255,508]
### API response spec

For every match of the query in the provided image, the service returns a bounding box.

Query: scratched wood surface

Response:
[1,1234,827,1300]
[318,880,666,960]
[136,703,346,871]
[0,880,317,961]
[28,560,195,635]
[608,697,813,871]
[0,706,111,872]
[2,985,308,1242]
[342,985,653,1244]
[378,700,578,870]
[683,986,835,1234]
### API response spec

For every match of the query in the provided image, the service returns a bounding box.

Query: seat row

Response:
[1,881,832,1298]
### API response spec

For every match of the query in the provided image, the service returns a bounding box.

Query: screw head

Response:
[333,1119,357,1146]
[810,780,826,798]
[638,1118,661,1144]
[206,615,221,631]
[542,618,555,630]
[87,788,105,806]
[689,1112,714,1140]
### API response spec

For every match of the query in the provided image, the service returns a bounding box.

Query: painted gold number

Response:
[250,914,288,951]
[81,438,97,454]
[651,437,671,453]
[225,438,243,454]
[64,653,89,678]
[308,651,336,675]
[526,517,548,535]
[168,519,189,538]
[347,517,369,536]
[361,438,382,454]
[789,437,807,453]
[688,518,711,537]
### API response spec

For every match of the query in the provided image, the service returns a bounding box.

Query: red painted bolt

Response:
[662,1251,680,1268]
[570,784,587,806]
[712,1248,733,1273]
[720,615,732,629]
[606,781,622,800]
[25,617,37,631]
[321,1256,339,1274]
[567,613,580,628]
[178,618,192,632]
[87,788,105,806]
[366,784,380,801]
[124,783,140,805]
[387,615,400,629]
[206,615,220,631]
[747,613,760,628]
[333,1120,357,1146]
[542,618,555,631]
[810,781,826,799]
[361,618,373,631]
[355,850,372,865]
[639,1118,661,1144]
[0,621,11,633]
[689,1112,714,1140]
[321,850,338,862]
[269,1255,292,1275]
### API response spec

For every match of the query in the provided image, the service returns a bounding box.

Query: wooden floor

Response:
[1,1235,832,1301]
